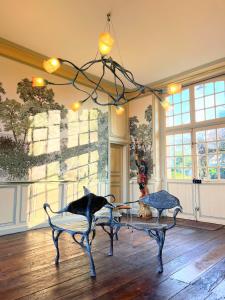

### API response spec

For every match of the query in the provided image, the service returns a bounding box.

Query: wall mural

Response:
[0,80,108,192]
[129,102,153,217]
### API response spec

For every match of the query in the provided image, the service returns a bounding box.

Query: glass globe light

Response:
[32,77,46,87]
[43,57,61,73]
[98,32,114,56]
[167,83,182,95]
[71,101,82,112]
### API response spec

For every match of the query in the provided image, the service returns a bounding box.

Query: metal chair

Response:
[43,193,112,277]
[98,190,182,273]
[125,190,182,273]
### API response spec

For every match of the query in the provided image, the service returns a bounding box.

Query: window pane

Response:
[174,134,182,144]
[197,143,206,154]
[216,105,225,118]
[208,142,217,153]
[204,82,214,96]
[199,168,207,179]
[215,92,225,106]
[173,93,181,103]
[195,85,204,98]
[184,156,192,167]
[208,168,218,179]
[205,95,214,108]
[175,168,183,179]
[183,133,191,144]
[205,108,215,120]
[183,144,191,155]
[219,154,225,166]
[198,155,207,168]
[217,128,225,140]
[182,89,189,101]
[184,168,192,179]
[174,115,182,126]
[196,131,205,142]
[218,141,225,152]
[175,157,183,167]
[208,154,217,167]
[195,98,204,110]
[166,107,173,116]
[175,145,182,156]
[215,81,224,93]
[196,110,205,121]
[167,157,175,168]
[206,129,216,141]
[182,101,190,113]
[182,113,190,124]
[220,168,225,179]
[174,103,181,114]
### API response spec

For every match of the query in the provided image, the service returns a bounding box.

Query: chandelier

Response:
[32,13,181,113]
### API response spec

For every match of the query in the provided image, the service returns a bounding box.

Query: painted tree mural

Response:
[0,79,108,182]
[129,104,153,179]
[129,104,153,217]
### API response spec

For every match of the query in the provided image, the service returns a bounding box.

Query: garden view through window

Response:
[165,78,225,181]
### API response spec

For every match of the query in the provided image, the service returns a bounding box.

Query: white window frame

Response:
[165,75,225,183]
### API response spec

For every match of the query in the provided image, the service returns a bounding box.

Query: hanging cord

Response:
[110,15,125,68]
[93,13,110,61]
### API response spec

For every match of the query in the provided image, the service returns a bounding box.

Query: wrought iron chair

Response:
[128,190,182,273]
[98,190,182,273]
[43,193,112,277]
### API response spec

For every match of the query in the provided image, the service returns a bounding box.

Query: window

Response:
[165,76,225,181]
[194,81,225,122]
[196,127,225,180]
[166,132,192,179]
[166,89,190,127]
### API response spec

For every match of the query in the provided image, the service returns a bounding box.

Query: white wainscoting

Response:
[167,181,196,220]
[197,183,225,225]
[167,181,225,225]
[0,181,109,236]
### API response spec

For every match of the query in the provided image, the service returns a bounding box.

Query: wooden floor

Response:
[0,222,225,300]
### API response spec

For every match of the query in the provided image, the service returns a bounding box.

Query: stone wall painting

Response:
[0,80,109,195]
[129,97,153,217]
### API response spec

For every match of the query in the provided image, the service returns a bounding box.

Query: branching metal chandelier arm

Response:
[32,13,182,112]
[42,56,166,106]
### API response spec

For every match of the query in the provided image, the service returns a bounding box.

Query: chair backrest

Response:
[139,190,181,210]
[66,193,110,218]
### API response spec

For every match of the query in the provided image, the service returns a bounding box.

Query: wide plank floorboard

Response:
[0,221,224,300]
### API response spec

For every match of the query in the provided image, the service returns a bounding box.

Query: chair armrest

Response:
[43,203,68,227]
[166,206,182,230]
[104,194,116,203]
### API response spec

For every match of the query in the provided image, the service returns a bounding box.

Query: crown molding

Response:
[0,37,118,95]
[147,57,225,89]
[1,37,224,101]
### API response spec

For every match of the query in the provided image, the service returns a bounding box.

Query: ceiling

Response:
[1,0,225,84]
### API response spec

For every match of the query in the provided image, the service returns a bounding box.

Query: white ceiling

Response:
[1,0,225,84]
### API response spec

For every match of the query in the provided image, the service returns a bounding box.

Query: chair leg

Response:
[52,230,62,265]
[114,221,120,240]
[84,235,96,277]
[156,230,166,273]
[108,225,114,256]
